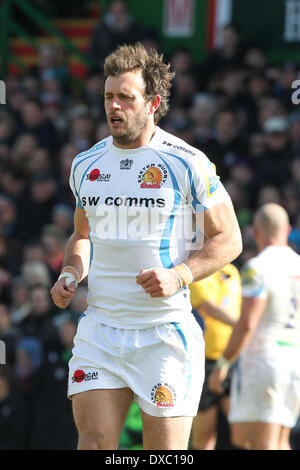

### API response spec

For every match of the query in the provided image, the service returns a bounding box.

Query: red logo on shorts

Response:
[73,369,85,383]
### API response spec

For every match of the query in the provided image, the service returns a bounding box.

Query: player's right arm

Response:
[50,207,91,309]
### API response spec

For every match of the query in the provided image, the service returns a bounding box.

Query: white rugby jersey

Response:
[69,126,231,328]
[241,245,300,352]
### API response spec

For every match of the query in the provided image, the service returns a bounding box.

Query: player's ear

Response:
[148,95,161,116]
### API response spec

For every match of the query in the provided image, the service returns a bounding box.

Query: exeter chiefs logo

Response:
[151,383,176,408]
[138,163,167,188]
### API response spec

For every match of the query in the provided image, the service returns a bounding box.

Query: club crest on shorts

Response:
[138,163,167,188]
[151,382,176,407]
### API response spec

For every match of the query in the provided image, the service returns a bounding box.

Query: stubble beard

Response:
[109,107,149,147]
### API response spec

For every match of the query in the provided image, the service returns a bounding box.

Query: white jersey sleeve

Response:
[186,151,231,213]
[240,259,268,299]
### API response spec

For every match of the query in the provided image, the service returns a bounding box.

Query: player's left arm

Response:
[136,200,242,297]
[208,295,267,394]
[185,200,242,282]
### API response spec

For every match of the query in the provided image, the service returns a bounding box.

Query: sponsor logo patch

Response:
[86,169,111,182]
[151,382,176,408]
[72,369,99,383]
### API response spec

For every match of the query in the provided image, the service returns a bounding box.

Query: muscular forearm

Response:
[184,231,242,283]
[62,232,91,282]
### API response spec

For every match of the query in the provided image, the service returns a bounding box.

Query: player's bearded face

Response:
[104,71,151,146]
[108,102,149,145]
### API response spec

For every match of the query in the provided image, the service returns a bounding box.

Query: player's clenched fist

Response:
[136,267,181,297]
[50,276,77,309]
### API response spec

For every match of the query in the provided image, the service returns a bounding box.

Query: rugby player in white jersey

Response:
[50,43,242,450]
[209,203,300,450]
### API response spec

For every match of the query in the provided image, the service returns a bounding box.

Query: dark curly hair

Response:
[103,42,175,124]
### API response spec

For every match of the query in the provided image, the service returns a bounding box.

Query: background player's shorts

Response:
[198,359,233,411]
[229,349,300,428]
[68,313,205,417]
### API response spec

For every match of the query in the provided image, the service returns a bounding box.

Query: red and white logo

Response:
[73,369,85,383]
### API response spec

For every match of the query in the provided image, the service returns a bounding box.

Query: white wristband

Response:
[181,263,194,284]
[172,268,183,288]
[58,272,78,288]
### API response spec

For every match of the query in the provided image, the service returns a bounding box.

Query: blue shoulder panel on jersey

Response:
[153,151,181,268]
[160,150,203,211]
[72,151,102,206]
[78,150,109,193]
[74,140,107,161]
[71,149,108,207]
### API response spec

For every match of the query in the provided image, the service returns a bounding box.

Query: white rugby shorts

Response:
[229,349,300,428]
[68,313,205,417]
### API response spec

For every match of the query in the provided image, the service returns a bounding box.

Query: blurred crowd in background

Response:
[0,0,300,450]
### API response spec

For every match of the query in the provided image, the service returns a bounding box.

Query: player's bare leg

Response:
[72,388,133,450]
[278,426,292,450]
[241,422,282,450]
[191,407,218,450]
[141,410,193,450]
[230,422,250,449]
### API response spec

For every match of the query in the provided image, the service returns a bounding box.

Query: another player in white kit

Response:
[50,43,242,450]
[209,203,300,450]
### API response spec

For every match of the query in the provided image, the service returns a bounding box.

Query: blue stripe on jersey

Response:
[88,233,94,268]
[74,140,107,160]
[153,151,181,268]
[72,150,103,207]
[160,150,204,212]
[171,322,192,398]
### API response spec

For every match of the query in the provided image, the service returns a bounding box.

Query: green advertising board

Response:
[232,0,300,64]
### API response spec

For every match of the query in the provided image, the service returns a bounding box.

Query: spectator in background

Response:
[21,262,51,289]
[189,93,218,148]
[83,70,105,120]
[0,365,29,450]
[16,173,58,242]
[202,23,246,83]
[0,195,17,239]
[289,111,300,155]
[17,99,60,152]
[9,276,31,325]
[68,112,95,153]
[15,337,43,400]
[51,204,74,237]
[18,285,59,352]
[41,224,66,282]
[0,303,20,366]
[30,315,78,450]
[202,108,247,179]
[258,116,292,189]
[22,241,45,265]
[31,44,69,93]
[57,142,79,208]
[89,0,144,68]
